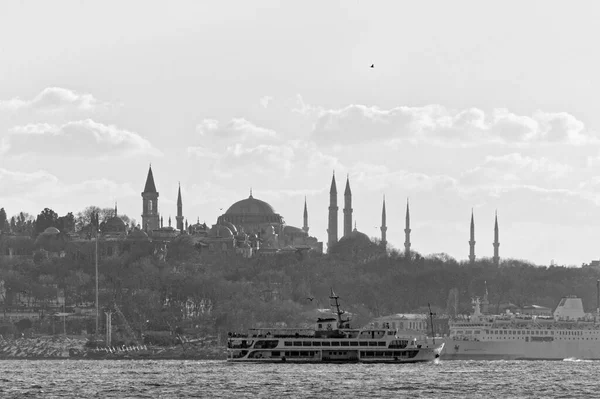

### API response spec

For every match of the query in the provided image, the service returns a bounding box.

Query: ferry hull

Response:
[440,339,600,360]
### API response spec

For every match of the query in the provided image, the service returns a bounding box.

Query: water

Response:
[0,359,598,398]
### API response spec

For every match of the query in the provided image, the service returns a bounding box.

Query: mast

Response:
[330,288,348,329]
[428,303,436,345]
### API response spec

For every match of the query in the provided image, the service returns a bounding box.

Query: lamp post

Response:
[95,215,99,337]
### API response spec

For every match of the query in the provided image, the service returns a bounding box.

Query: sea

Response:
[0,359,597,398]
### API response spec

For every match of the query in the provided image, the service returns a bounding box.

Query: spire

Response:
[354,221,357,231]
[249,187,253,198]
[168,215,171,227]
[404,198,411,258]
[176,182,184,232]
[469,208,476,264]
[160,216,163,228]
[380,195,387,248]
[143,165,157,193]
[344,174,351,196]
[177,182,182,206]
[343,175,353,237]
[330,172,337,194]
[302,196,309,234]
[493,210,500,266]
[114,202,118,217]
[327,171,339,253]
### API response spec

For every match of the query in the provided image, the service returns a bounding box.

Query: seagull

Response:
[370,64,374,68]
[306,297,315,301]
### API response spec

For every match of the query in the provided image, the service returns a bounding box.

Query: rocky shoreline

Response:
[0,336,227,360]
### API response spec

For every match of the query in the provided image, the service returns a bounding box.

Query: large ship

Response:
[227,290,444,363]
[442,290,600,360]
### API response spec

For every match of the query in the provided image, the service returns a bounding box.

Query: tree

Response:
[10,212,35,235]
[35,208,59,234]
[0,208,7,232]
[57,212,76,233]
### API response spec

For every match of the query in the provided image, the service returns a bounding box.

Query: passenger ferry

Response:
[226,290,444,363]
[443,294,600,360]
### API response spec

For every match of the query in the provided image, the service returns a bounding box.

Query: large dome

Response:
[225,194,276,216]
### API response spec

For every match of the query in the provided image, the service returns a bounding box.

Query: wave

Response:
[563,357,592,362]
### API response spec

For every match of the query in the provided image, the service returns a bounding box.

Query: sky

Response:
[1,0,600,266]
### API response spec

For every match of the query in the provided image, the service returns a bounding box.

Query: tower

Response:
[327,172,338,253]
[493,211,500,266]
[176,182,184,233]
[404,198,411,257]
[380,196,387,248]
[114,202,118,217]
[141,165,160,231]
[302,197,309,234]
[469,209,476,264]
[343,175,352,237]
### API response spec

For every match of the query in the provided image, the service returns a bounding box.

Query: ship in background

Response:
[441,281,600,360]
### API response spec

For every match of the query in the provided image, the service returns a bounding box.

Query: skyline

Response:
[2,0,600,266]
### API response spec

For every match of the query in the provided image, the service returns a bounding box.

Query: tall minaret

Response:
[493,211,500,266]
[302,197,309,234]
[380,196,387,248]
[327,172,338,253]
[469,209,476,264]
[343,175,352,237]
[404,198,411,257]
[176,182,183,233]
[141,164,160,231]
[114,202,118,217]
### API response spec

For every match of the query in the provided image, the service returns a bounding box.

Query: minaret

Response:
[469,209,476,264]
[114,202,118,217]
[168,216,172,228]
[380,196,387,248]
[160,216,163,228]
[493,211,500,266]
[141,165,160,231]
[404,198,411,257]
[327,172,338,253]
[343,175,352,237]
[302,197,309,234]
[176,182,183,233]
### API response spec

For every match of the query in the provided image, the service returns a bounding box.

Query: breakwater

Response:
[0,336,226,360]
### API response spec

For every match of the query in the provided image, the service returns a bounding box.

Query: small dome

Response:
[127,229,149,241]
[102,216,126,233]
[42,227,60,235]
[339,229,371,244]
[221,221,238,235]
[282,225,306,235]
[209,225,233,238]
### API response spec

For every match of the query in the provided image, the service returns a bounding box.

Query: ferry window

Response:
[341,342,349,346]
[313,342,321,346]
[360,341,368,346]
[369,342,378,346]
[284,342,292,346]
[272,351,280,356]
[331,342,339,346]
[303,342,311,346]
[378,342,386,346]
[322,342,330,346]
[293,342,302,346]
[350,342,358,346]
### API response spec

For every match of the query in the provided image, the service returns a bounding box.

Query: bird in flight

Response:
[370,64,374,68]
[306,297,315,301]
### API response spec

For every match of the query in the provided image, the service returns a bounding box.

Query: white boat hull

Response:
[439,338,600,360]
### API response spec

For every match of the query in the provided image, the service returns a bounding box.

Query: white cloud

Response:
[196,118,277,141]
[2,119,161,158]
[0,87,99,112]
[461,153,573,188]
[259,96,273,108]
[305,102,597,147]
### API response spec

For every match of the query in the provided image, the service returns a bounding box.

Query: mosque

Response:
[0,165,502,264]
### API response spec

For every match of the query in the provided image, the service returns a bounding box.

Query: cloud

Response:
[0,87,100,112]
[461,153,572,188]
[306,102,596,147]
[0,168,137,215]
[259,96,273,108]
[196,118,277,141]
[2,119,161,158]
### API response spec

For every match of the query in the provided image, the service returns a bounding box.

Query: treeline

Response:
[2,233,599,342]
